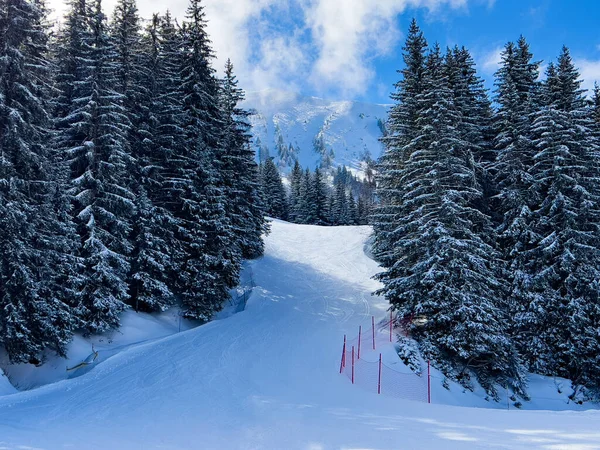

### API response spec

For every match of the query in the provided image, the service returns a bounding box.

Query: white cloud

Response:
[575,58,600,94]
[48,0,479,99]
[302,0,469,97]
[480,46,503,75]
[248,34,310,93]
[203,0,280,82]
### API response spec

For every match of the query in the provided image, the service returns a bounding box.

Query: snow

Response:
[245,89,388,172]
[0,308,198,391]
[1,220,600,449]
[0,369,16,396]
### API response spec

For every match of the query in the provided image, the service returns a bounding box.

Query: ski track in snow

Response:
[1,220,600,449]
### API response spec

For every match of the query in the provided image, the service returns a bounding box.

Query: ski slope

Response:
[1,221,600,449]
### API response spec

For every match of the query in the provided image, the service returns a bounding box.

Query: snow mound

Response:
[0,368,16,396]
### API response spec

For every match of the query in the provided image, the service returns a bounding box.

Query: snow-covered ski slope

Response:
[1,221,600,449]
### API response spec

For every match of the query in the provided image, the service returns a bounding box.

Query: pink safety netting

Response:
[339,315,429,403]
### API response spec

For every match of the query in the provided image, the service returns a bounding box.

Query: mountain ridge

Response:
[243,89,389,175]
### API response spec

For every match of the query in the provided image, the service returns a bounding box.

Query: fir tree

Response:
[592,83,600,127]
[376,44,523,396]
[289,160,303,222]
[260,158,288,220]
[54,0,134,333]
[0,0,79,362]
[491,38,541,348]
[219,59,268,259]
[312,168,329,225]
[373,19,428,266]
[347,193,358,225]
[330,178,348,225]
[176,0,238,319]
[521,48,600,388]
[275,125,295,169]
[297,168,316,224]
[445,46,495,223]
[124,13,181,312]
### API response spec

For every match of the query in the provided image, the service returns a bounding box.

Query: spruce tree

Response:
[312,168,329,225]
[445,46,495,223]
[0,0,79,362]
[297,168,315,224]
[54,0,134,333]
[593,83,600,127]
[373,19,428,266]
[122,13,182,312]
[347,193,358,225]
[491,38,541,346]
[219,59,268,259]
[376,44,523,396]
[446,46,493,166]
[289,160,303,222]
[260,158,288,220]
[176,0,238,319]
[522,48,600,388]
[330,178,349,225]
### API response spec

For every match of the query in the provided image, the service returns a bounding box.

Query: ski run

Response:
[1,220,599,450]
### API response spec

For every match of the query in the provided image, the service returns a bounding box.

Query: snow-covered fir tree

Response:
[593,83,600,126]
[176,0,239,320]
[260,157,288,220]
[123,12,180,312]
[330,177,349,225]
[296,168,315,224]
[311,168,329,225]
[54,0,134,333]
[491,38,542,355]
[0,0,269,364]
[372,19,428,267]
[0,0,80,363]
[445,46,495,221]
[288,160,303,222]
[219,59,269,259]
[375,44,524,397]
[520,48,600,389]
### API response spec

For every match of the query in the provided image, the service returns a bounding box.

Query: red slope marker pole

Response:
[351,346,355,384]
[339,336,346,374]
[378,353,382,394]
[343,335,346,368]
[358,326,362,359]
[428,360,431,404]
[372,316,376,350]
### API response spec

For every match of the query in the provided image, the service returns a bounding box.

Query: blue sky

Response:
[49,0,600,104]
[371,0,600,103]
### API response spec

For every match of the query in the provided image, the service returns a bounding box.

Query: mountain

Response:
[243,89,389,176]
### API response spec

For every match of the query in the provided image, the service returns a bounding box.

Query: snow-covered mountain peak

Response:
[243,89,389,174]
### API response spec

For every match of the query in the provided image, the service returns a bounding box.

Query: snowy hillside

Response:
[244,89,388,173]
[1,221,600,449]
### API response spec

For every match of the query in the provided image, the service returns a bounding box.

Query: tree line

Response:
[373,20,600,400]
[260,159,376,226]
[0,0,267,364]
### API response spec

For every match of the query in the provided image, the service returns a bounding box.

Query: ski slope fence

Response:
[339,314,431,403]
